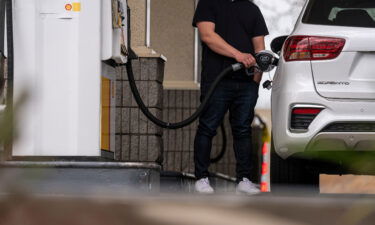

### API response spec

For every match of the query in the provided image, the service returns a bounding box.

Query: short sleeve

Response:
[192,0,216,27]
[252,6,269,37]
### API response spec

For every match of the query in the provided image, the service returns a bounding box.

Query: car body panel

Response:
[293,24,375,52]
[272,56,375,159]
[272,1,375,160]
[292,24,375,100]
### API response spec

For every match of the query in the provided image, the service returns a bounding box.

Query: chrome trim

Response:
[232,63,243,72]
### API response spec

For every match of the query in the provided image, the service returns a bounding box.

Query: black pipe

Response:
[0,0,4,55]
[210,123,227,163]
[5,0,13,111]
[0,0,5,97]
[125,60,241,129]
[2,0,13,159]
[126,60,235,164]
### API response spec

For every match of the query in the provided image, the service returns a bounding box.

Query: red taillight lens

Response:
[284,36,345,62]
[284,36,311,61]
[292,108,323,115]
[291,108,324,130]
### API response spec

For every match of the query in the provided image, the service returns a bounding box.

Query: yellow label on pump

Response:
[72,2,81,12]
[101,77,111,151]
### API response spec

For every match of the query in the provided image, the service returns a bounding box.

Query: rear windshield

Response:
[302,0,375,28]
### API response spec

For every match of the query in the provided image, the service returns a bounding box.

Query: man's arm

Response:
[197,22,256,68]
[252,35,266,84]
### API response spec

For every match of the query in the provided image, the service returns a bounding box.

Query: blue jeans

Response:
[194,79,259,181]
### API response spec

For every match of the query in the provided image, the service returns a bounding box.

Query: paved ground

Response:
[1,193,375,225]
[2,158,375,224]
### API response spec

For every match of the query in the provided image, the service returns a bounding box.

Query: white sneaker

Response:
[236,178,260,195]
[195,178,214,194]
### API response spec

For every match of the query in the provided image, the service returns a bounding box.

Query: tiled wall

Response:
[162,89,237,177]
[115,58,165,163]
[117,58,263,180]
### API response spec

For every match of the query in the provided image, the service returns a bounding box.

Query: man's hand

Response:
[234,52,256,68]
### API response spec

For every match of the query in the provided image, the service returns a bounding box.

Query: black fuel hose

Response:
[126,60,242,129]
[210,123,227,163]
[126,60,236,163]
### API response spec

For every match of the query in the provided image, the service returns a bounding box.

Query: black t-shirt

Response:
[193,0,269,83]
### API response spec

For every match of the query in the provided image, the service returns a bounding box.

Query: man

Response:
[193,0,269,194]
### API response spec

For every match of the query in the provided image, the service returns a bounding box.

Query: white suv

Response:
[270,0,375,191]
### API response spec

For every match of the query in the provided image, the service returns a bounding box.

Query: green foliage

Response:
[0,91,28,148]
[0,106,13,145]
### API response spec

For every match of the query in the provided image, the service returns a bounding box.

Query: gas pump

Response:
[0,0,278,194]
[100,0,129,155]
[102,0,129,64]
[10,0,129,157]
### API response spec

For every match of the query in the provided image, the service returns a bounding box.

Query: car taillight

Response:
[291,107,323,131]
[283,36,345,62]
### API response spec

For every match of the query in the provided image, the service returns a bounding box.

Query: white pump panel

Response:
[102,0,128,64]
[12,0,122,157]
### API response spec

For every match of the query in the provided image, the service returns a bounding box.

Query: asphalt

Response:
[2,192,375,225]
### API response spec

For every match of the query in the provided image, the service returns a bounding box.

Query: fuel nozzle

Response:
[244,50,278,76]
[255,50,277,73]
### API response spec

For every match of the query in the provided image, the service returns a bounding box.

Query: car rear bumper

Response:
[272,88,375,159]
[307,132,375,152]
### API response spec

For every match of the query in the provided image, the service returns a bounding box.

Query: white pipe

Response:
[194,28,199,84]
[146,0,151,47]
[194,0,199,84]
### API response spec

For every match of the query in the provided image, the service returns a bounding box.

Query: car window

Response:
[302,0,375,28]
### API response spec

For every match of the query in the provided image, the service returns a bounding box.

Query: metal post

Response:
[4,0,13,160]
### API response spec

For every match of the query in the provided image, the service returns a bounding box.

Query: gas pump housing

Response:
[12,0,129,157]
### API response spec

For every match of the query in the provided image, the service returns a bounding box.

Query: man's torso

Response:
[198,0,262,83]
